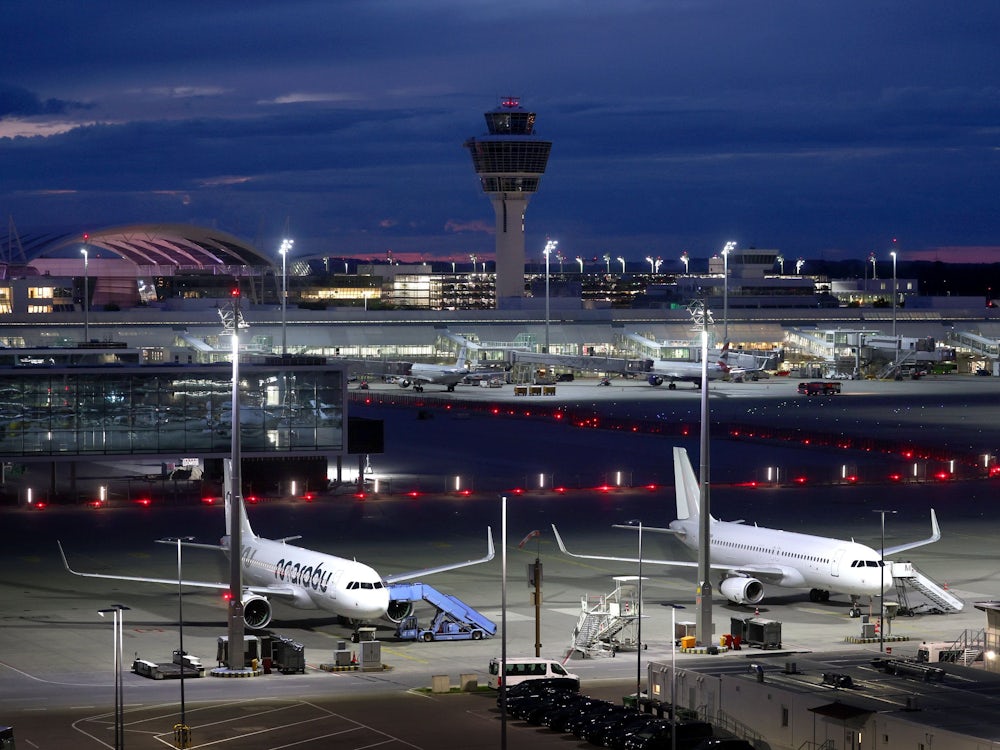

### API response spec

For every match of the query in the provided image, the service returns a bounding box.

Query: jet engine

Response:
[242,594,273,629]
[398,379,412,389]
[647,374,663,386]
[385,599,414,623]
[719,576,765,605]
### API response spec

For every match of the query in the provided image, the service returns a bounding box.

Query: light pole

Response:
[543,240,557,354]
[576,256,584,274]
[279,238,293,357]
[795,257,805,275]
[873,510,897,652]
[161,537,194,748]
[680,251,689,274]
[667,603,685,750]
[891,250,898,342]
[617,256,625,274]
[98,604,130,750]
[776,255,784,275]
[603,253,611,274]
[654,257,662,274]
[870,251,877,280]
[81,247,89,343]
[645,256,654,274]
[635,519,643,702]
[722,241,736,343]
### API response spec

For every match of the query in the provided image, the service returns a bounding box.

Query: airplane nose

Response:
[355,590,390,620]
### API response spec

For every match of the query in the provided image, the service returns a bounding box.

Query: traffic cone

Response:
[754,606,759,617]
[351,652,357,665]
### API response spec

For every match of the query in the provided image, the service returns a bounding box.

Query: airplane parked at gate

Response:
[646,343,732,389]
[399,346,470,392]
[645,356,729,389]
[60,476,494,628]
[552,447,942,616]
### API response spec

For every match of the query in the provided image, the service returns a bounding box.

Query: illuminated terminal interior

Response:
[0,360,345,461]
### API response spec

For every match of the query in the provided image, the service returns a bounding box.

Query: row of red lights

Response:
[29,466,974,510]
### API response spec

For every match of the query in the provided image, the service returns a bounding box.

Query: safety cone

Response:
[754,606,759,617]
[351,652,357,665]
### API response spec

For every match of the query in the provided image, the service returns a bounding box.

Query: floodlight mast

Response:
[279,238,293,356]
[226,288,245,670]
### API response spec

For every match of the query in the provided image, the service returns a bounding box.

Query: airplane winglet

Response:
[56,540,76,575]
[882,508,942,557]
[382,526,495,584]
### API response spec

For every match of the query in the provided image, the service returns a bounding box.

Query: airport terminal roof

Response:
[1,223,272,269]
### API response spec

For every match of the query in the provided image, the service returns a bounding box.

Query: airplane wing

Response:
[551,524,699,568]
[883,509,941,557]
[57,541,300,601]
[551,527,792,584]
[383,527,494,584]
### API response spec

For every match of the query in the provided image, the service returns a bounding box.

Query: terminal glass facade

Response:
[0,362,345,459]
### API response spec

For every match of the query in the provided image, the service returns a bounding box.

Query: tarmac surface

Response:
[2,374,999,748]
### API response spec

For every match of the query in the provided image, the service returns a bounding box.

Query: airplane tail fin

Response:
[224,458,256,539]
[456,345,469,369]
[673,447,701,521]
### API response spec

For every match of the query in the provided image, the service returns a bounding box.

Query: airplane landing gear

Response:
[848,594,863,618]
[414,384,424,392]
[447,384,455,392]
[668,382,677,390]
[808,588,831,603]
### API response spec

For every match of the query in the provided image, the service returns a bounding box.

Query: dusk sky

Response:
[2,1,999,268]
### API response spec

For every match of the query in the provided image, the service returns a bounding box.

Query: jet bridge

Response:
[387,582,496,642]
[510,350,651,376]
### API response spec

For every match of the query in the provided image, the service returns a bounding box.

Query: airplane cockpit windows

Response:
[346,580,385,590]
[850,560,884,568]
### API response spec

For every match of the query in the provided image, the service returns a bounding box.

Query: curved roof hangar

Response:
[6,224,272,269]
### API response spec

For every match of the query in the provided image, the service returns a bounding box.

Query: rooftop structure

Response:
[464,97,552,303]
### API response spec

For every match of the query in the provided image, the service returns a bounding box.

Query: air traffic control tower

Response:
[465,97,552,302]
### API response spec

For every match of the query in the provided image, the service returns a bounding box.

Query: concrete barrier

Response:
[431,674,450,693]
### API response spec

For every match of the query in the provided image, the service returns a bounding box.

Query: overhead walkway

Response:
[387,582,496,639]
[948,330,1000,358]
[891,561,964,614]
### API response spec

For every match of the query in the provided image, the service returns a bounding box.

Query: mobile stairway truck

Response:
[388,582,496,642]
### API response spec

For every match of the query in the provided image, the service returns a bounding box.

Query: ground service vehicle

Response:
[488,656,580,689]
[395,612,492,642]
[798,381,841,396]
[917,640,966,663]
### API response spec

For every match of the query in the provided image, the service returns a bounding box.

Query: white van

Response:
[488,657,580,689]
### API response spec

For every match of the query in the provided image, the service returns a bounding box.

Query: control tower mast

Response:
[465,97,552,302]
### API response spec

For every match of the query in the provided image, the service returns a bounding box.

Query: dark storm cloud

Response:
[1,0,999,260]
[0,84,88,117]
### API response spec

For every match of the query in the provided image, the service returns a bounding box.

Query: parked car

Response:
[692,739,756,750]
[622,721,714,750]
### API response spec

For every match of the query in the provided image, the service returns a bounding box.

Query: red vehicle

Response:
[797,381,842,396]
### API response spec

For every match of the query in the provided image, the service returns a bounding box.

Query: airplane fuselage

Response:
[230,535,390,620]
[670,518,890,597]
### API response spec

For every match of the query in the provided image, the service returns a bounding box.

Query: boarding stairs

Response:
[944,628,986,666]
[571,577,642,657]
[876,349,917,380]
[387,582,496,638]
[891,561,964,614]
